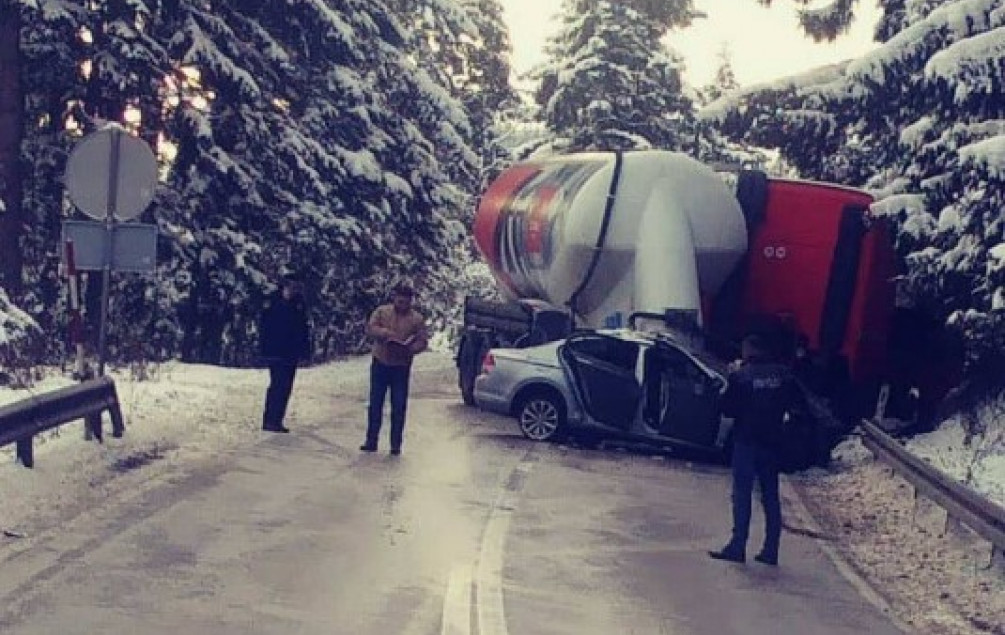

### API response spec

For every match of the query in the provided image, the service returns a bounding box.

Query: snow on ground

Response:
[0,353,401,539]
[795,434,1005,635]
[2,355,1005,635]
[906,404,1005,508]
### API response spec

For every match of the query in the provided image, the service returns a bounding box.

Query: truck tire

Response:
[457,332,484,406]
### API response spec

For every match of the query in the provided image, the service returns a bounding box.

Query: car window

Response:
[652,342,722,384]
[566,334,639,372]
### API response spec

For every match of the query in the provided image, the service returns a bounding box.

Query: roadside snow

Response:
[795,435,1005,635]
[907,407,1005,507]
[0,354,438,539]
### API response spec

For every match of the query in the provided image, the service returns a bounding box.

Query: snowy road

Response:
[0,359,907,634]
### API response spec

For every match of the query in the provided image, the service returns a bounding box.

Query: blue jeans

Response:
[263,361,297,428]
[365,359,411,450]
[728,440,782,558]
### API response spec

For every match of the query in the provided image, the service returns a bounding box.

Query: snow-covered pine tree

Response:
[458,0,520,190]
[698,44,740,106]
[156,0,482,363]
[534,0,699,152]
[693,44,768,170]
[755,0,862,41]
[384,0,479,191]
[149,0,328,364]
[375,0,488,337]
[16,0,170,364]
[707,0,1005,378]
[8,0,497,367]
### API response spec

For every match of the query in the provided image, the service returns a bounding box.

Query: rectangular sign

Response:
[61,220,158,273]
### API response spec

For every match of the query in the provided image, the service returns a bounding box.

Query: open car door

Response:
[643,344,723,447]
[560,333,641,431]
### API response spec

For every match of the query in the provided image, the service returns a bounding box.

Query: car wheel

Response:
[516,390,566,442]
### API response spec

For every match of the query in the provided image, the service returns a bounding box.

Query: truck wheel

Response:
[457,334,482,406]
[516,389,566,442]
[460,366,476,406]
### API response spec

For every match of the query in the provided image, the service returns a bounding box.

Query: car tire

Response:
[516,389,566,442]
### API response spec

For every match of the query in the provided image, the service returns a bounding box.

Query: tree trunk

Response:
[0,5,24,296]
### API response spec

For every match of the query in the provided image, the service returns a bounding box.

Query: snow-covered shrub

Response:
[0,288,41,387]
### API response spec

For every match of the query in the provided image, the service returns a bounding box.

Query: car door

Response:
[643,344,722,447]
[560,333,641,431]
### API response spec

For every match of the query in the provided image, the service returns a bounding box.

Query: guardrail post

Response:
[109,400,124,438]
[992,547,1005,575]
[15,436,33,468]
[87,411,104,443]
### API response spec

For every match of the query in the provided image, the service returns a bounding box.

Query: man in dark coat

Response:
[709,333,803,566]
[259,273,310,433]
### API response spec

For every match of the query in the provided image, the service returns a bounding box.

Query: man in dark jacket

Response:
[259,273,310,433]
[709,333,802,566]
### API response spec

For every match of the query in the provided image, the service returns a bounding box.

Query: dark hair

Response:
[742,333,768,357]
[281,272,303,286]
[391,281,414,297]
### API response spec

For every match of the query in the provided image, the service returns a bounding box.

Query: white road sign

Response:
[65,126,158,221]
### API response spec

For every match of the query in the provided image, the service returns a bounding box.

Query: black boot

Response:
[708,546,745,563]
[754,551,778,566]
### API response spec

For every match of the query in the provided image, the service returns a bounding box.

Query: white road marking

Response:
[476,452,535,635]
[441,564,474,635]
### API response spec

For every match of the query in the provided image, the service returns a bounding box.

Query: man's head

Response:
[391,280,414,313]
[281,273,304,300]
[741,333,769,363]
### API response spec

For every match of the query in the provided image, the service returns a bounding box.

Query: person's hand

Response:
[728,359,743,373]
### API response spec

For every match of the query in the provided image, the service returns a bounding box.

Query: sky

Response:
[499,0,882,88]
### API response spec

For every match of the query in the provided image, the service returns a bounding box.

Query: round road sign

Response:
[65,126,158,221]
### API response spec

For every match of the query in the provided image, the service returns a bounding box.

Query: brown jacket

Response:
[367,304,428,366]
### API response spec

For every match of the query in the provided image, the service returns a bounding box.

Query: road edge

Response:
[781,477,916,635]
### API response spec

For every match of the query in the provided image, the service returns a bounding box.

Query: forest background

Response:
[0,0,1002,403]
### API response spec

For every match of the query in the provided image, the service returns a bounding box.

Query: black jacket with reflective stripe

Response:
[722,361,802,447]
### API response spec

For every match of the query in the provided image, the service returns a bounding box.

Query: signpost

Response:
[63,125,159,376]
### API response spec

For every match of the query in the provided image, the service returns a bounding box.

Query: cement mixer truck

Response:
[456,150,910,423]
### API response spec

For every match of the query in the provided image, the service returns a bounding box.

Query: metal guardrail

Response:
[0,376,124,468]
[860,419,1005,558]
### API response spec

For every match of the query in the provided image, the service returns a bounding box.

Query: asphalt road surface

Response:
[0,364,907,634]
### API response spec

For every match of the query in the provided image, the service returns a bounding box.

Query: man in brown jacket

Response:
[360,281,428,455]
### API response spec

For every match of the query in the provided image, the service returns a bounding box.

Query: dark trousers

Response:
[263,362,297,428]
[728,440,782,558]
[365,359,411,450]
